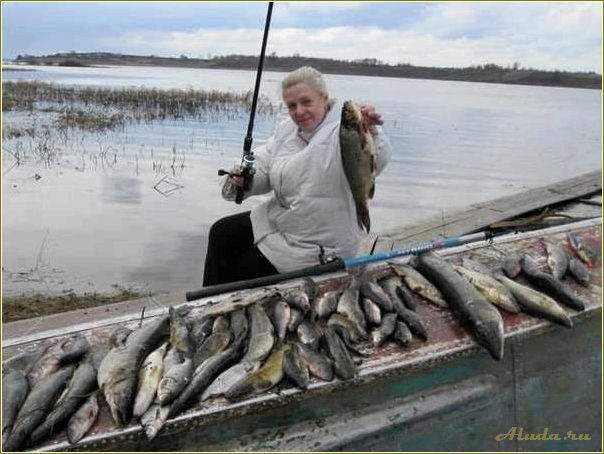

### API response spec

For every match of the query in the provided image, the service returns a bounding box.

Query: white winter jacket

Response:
[222,99,392,272]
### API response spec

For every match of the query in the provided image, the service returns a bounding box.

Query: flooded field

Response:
[2,65,601,299]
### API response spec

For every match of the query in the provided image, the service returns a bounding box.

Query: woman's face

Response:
[282,82,329,133]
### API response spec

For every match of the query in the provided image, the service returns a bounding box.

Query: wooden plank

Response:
[369,170,601,252]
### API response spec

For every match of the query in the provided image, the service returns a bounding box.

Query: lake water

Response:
[2,65,601,297]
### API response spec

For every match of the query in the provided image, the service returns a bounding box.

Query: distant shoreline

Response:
[11,52,602,90]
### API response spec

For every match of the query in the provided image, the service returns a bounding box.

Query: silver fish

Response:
[273,299,291,343]
[313,291,340,319]
[190,317,214,348]
[132,342,168,418]
[393,321,413,347]
[361,297,382,326]
[418,253,504,360]
[381,276,428,340]
[193,316,232,367]
[157,349,193,405]
[297,318,321,350]
[296,342,333,382]
[169,336,247,416]
[140,400,170,441]
[390,263,448,307]
[27,335,89,387]
[568,256,590,286]
[323,328,356,380]
[502,253,522,278]
[287,307,305,332]
[283,289,311,313]
[66,390,99,444]
[201,362,258,401]
[542,240,569,280]
[243,304,275,364]
[229,309,249,342]
[283,343,310,389]
[169,306,192,356]
[370,313,397,347]
[340,100,376,232]
[327,313,366,344]
[497,274,572,327]
[337,277,367,337]
[97,316,169,426]
[395,283,419,311]
[360,280,393,312]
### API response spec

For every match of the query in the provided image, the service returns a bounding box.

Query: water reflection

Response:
[101,175,142,205]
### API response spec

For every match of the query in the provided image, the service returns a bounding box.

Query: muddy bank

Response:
[2,288,143,322]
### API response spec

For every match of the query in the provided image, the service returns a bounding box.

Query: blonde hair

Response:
[281,66,328,97]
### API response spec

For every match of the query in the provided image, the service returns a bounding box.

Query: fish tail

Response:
[357,203,371,233]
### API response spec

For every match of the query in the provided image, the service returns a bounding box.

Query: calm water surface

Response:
[2,65,601,297]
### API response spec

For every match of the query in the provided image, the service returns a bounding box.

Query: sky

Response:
[2,1,602,73]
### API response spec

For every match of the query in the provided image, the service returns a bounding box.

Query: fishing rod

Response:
[186,231,492,301]
[218,1,274,204]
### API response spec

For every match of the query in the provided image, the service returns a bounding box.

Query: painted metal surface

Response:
[4,220,602,452]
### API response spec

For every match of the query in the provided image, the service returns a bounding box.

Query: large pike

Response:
[521,255,585,311]
[496,274,572,327]
[453,265,520,313]
[417,253,505,360]
[4,366,75,452]
[340,100,376,232]
[97,315,169,426]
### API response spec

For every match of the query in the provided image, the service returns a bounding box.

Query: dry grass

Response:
[2,80,276,129]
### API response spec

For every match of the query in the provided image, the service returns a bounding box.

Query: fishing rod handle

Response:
[186,258,345,301]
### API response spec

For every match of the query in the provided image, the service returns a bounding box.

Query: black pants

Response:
[203,211,278,286]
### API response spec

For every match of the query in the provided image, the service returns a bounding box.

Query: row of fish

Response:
[1,233,595,450]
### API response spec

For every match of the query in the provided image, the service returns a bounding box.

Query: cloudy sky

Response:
[2,1,602,73]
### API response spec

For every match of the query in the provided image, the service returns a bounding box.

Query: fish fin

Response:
[358,206,371,233]
[368,182,375,199]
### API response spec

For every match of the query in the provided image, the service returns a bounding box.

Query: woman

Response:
[203,66,391,286]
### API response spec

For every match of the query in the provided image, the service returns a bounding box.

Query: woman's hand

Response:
[229,164,243,187]
[360,105,384,136]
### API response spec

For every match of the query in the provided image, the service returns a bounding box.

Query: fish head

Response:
[341,101,363,131]
[472,309,505,361]
[105,380,136,426]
